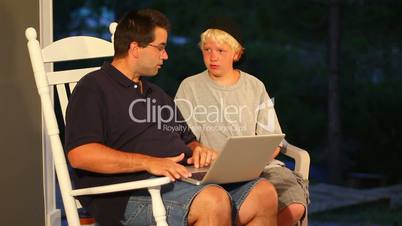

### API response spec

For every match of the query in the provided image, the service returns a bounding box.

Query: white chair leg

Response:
[148,186,169,226]
[63,195,81,226]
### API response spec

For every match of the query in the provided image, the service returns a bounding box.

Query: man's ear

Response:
[128,41,140,58]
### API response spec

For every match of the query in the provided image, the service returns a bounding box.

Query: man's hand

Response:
[187,145,218,168]
[144,153,191,181]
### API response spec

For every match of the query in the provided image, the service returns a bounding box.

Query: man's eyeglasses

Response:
[147,43,167,53]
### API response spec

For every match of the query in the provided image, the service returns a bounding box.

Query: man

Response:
[175,19,309,226]
[65,9,278,226]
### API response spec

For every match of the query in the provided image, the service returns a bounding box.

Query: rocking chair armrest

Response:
[71,176,171,197]
[281,144,310,180]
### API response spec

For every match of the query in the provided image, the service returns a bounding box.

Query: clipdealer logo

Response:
[255,97,277,133]
[128,98,185,130]
[128,97,278,132]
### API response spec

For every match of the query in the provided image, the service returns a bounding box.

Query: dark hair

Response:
[114,9,170,58]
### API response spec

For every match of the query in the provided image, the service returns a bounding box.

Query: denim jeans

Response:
[122,178,262,226]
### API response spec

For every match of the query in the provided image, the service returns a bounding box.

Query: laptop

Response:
[182,134,285,185]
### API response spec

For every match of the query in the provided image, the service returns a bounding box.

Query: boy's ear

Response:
[233,51,241,62]
[233,48,245,62]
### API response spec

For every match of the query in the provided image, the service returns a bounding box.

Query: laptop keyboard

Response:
[190,172,207,181]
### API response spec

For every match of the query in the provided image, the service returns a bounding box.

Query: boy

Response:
[175,19,308,226]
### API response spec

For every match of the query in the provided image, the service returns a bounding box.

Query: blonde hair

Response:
[199,29,244,61]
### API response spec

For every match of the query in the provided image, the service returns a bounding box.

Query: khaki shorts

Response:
[262,166,310,211]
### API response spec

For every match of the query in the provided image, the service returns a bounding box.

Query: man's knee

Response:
[188,185,231,224]
[197,185,231,211]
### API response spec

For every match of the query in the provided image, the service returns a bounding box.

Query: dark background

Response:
[54,0,402,187]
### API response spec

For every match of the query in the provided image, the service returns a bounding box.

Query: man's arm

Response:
[68,143,191,181]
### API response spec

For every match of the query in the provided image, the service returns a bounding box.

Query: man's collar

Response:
[101,62,152,94]
[101,62,135,87]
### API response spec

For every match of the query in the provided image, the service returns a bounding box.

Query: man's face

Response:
[201,38,237,78]
[137,27,168,76]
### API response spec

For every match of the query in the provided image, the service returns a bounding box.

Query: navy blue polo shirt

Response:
[65,62,195,225]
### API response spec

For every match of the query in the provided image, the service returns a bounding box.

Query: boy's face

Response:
[201,38,238,78]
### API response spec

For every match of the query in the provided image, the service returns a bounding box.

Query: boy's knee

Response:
[256,180,277,197]
[254,179,278,209]
[288,203,306,220]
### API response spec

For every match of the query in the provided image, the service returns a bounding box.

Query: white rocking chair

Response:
[25,22,170,226]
